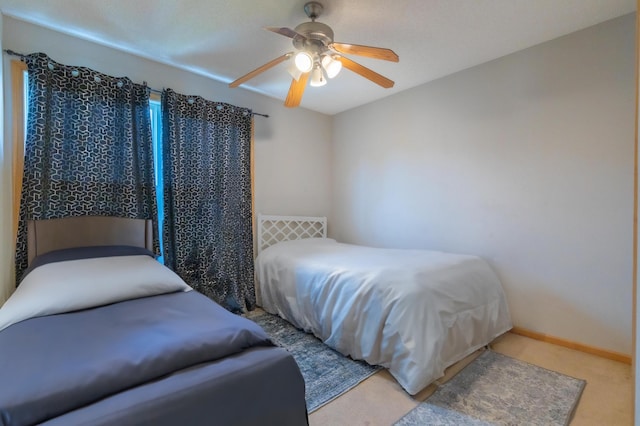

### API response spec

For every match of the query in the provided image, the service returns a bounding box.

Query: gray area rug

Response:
[395,350,586,426]
[246,310,381,413]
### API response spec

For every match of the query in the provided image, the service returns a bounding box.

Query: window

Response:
[150,96,164,262]
[11,60,27,239]
[22,69,28,133]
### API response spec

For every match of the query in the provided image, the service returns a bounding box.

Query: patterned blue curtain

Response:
[15,53,157,279]
[161,89,255,311]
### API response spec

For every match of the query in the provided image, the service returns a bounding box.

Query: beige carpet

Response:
[309,332,632,426]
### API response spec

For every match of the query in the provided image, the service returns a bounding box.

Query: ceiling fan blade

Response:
[284,72,309,108]
[229,53,292,88]
[265,26,306,40]
[338,56,394,88]
[330,42,399,62]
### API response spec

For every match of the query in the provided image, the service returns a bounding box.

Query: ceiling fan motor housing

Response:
[293,21,334,53]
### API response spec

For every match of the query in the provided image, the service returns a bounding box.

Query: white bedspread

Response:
[256,238,512,395]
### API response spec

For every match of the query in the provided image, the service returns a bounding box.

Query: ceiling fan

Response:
[229,1,399,108]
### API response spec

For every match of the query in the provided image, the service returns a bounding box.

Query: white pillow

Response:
[0,255,191,332]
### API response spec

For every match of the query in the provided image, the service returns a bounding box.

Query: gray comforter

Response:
[0,291,277,426]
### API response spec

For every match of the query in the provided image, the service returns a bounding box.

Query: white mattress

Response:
[255,238,512,395]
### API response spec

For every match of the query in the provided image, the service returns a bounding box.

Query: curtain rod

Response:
[145,87,268,118]
[4,49,269,118]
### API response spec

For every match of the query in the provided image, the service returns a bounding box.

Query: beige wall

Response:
[332,14,635,354]
[0,16,333,303]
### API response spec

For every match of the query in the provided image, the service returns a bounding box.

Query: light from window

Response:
[150,99,164,263]
[23,70,28,143]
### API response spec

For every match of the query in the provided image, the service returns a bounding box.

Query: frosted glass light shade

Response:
[294,52,313,72]
[287,60,303,81]
[321,55,342,78]
[310,66,326,87]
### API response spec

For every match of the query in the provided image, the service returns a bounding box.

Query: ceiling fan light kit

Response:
[229,1,399,108]
[321,54,342,78]
[294,51,314,72]
[310,64,327,87]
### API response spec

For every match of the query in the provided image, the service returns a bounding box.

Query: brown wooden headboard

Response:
[27,216,153,265]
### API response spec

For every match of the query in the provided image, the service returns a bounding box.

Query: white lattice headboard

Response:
[257,214,327,254]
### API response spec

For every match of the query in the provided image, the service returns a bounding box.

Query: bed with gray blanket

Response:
[0,217,307,426]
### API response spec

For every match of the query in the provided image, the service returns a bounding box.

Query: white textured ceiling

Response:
[0,0,635,115]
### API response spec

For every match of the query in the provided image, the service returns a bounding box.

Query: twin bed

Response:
[0,217,307,426]
[0,214,511,425]
[255,214,512,395]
